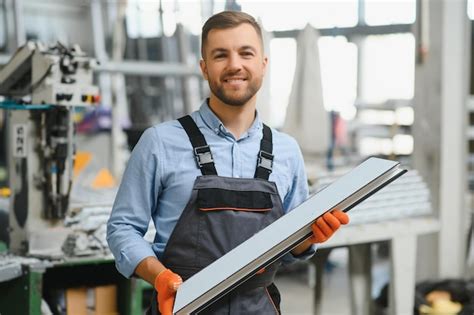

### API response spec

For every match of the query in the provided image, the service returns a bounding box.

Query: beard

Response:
[208,72,263,106]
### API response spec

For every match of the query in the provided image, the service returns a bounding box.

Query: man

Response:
[107,11,349,315]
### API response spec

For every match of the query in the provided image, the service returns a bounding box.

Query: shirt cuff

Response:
[281,244,318,265]
[115,244,156,278]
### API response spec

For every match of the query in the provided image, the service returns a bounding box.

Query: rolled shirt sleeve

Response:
[281,140,317,264]
[106,128,161,278]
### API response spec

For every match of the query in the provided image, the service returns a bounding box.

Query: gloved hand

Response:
[154,269,183,315]
[310,210,349,243]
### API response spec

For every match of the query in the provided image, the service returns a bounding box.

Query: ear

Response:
[262,56,268,76]
[199,59,209,81]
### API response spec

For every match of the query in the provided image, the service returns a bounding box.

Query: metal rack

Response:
[0,254,152,315]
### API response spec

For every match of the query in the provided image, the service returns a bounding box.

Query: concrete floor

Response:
[274,247,390,315]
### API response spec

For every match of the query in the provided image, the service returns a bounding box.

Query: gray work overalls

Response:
[150,115,285,314]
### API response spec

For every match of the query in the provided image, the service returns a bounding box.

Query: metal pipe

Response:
[90,0,107,61]
[96,60,201,77]
[12,0,25,48]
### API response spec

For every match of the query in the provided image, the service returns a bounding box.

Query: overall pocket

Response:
[195,188,275,267]
[197,188,273,212]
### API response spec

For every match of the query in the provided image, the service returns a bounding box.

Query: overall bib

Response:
[150,115,286,314]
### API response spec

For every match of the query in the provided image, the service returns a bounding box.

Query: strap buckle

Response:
[194,145,214,167]
[257,150,274,172]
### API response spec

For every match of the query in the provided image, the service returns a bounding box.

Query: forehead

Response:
[204,23,263,53]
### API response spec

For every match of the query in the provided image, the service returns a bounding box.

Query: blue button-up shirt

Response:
[107,100,316,278]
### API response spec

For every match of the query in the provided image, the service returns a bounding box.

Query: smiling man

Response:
[107,11,348,315]
[202,23,264,108]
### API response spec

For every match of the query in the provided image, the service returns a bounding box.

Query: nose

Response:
[226,52,243,72]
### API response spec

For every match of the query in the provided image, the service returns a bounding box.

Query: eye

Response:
[241,51,254,57]
[214,53,226,59]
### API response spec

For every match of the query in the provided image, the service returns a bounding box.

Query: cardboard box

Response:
[66,287,88,315]
[94,285,118,315]
[66,285,118,315]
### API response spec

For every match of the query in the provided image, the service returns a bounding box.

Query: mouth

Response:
[223,77,247,83]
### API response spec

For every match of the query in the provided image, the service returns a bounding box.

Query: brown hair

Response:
[201,11,263,58]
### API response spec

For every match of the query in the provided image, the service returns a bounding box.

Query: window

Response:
[269,38,297,127]
[365,0,416,26]
[161,1,178,37]
[318,36,358,120]
[126,0,163,38]
[360,33,415,103]
[468,0,474,19]
[126,0,205,37]
[176,0,203,35]
[212,0,227,14]
[238,0,358,31]
[359,135,413,156]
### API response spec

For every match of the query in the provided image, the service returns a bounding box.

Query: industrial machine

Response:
[0,41,100,256]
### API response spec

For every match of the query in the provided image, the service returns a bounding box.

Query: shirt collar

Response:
[198,99,263,138]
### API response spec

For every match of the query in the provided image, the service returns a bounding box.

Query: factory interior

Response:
[0,0,473,314]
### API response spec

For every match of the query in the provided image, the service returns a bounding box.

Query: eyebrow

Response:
[240,45,257,53]
[209,45,257,56]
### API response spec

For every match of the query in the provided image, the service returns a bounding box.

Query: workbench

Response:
[312,216,440,315]
[0,255,152,315]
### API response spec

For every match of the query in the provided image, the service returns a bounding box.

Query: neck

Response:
[208,95,257,139]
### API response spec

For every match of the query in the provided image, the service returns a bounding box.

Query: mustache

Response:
[221,70,249,81]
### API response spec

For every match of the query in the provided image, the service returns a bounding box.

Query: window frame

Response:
[270,0,416,105]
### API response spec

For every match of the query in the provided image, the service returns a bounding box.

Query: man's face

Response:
[200,23,267,107]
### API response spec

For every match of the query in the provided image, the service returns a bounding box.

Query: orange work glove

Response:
[154,269,183,315]
[256,267,266,275]
[310,210,349,243]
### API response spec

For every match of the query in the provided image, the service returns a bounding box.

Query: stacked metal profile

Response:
[62,207,112,257]
[62,206,156,257]
[310,169,432,224]
[0,254,48,282]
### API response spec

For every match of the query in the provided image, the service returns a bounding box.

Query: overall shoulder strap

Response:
[254,124,274,180]
[178,115,218,176]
